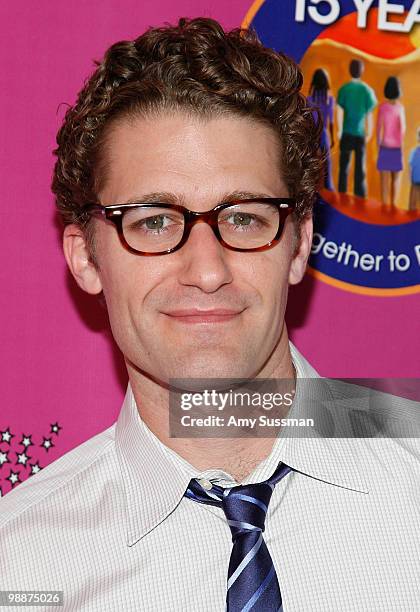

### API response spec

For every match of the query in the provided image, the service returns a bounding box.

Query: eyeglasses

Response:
[81,198,296,256]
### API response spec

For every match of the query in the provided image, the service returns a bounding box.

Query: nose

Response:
[177,221,233,293]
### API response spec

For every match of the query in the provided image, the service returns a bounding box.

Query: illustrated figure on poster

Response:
[337,59,377,198]
[376,76,406,207]
[307,68,335,191]
[408,127,420,210]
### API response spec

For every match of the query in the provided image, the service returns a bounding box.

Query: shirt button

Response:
[198,478,213,490]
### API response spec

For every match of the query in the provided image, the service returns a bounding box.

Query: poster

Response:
[246,0,420,295]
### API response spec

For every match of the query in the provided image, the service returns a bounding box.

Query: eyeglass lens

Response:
[121,202,282,253]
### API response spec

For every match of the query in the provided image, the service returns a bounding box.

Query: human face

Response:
[64,112,312,383]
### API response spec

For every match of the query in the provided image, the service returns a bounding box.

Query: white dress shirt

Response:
[1,343,419,611]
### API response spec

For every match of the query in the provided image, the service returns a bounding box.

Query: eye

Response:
[124,210,184,233]
[228,212,254,226]
[143,215,168,230]
[219,211,268,231]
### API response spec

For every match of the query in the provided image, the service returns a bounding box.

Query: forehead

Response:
[98,112,287,206]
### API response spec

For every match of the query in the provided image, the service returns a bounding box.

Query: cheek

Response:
[246,250,291,304]
[99,258,172,332]
[95,223,160,305]
[240,255,289,356]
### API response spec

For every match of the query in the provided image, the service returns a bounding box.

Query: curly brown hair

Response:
[52,17,323,256]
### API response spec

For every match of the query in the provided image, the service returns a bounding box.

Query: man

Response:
[1,18,419,612]
[337,59,377,197]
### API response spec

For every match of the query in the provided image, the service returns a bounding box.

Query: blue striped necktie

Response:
[184,462,292,612]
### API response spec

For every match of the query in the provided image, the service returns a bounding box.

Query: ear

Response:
[288,215,313,286]
[63,224,103,295]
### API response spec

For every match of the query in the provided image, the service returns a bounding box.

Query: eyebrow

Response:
[122,190,279,206]
[124,192,182,205]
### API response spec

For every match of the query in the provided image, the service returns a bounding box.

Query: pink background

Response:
[0,1,418,493]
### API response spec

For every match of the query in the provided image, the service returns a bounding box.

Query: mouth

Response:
[161,308,245,324]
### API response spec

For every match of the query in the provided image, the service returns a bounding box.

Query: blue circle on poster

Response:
[244,0,420,296]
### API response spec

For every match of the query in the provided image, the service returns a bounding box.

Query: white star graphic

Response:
[20,434,33,448]
[30,462,42,475]
[17,452,30,465]
[0,450,10,466]
[41,437,54,451]
[50,422,62,435]
[1,428,13,443]
[7,471,21,486]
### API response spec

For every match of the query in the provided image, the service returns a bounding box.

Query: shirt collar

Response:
[115,384,199,547]
[265,343,370,495]
[115,342,369,547]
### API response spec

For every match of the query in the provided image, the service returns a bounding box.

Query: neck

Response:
[127,325,295,482]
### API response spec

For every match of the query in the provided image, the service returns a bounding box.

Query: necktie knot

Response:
[222,482,274,541]
[184,462,293,611]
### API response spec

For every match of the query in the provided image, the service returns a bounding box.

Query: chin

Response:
[163,352,257,386]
